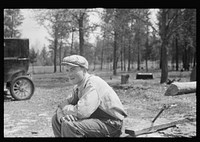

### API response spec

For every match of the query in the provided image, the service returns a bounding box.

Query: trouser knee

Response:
[61,121,84,137]
[52,114,60,129]
[52,114,57,125]
[52,114,62,137]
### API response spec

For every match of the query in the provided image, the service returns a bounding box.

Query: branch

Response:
[166,12,178,27]
[131,14,158,34]
[84,23,100,31]
[166,15,194,40]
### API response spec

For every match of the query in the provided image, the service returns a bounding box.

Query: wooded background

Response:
[4,9,196,83]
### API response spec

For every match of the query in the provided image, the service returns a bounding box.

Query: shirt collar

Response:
[76,72,90,91]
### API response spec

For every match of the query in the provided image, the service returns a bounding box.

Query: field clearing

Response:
[4,66,196,137]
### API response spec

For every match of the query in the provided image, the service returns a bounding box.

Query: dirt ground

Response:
[4,70,196,137]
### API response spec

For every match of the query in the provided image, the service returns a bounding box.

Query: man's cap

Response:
[61,55,88,69]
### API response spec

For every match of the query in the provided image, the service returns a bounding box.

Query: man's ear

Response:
[83,68,87,74]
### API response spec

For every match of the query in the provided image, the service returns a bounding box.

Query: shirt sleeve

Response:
[62,84,100,119]
[59,87,78,109]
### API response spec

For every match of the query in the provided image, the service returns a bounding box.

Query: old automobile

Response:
[4,38,35,100]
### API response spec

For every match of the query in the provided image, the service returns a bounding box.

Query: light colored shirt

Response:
[62,72,127,120]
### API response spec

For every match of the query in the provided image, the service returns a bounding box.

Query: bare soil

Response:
[4,70,196,137]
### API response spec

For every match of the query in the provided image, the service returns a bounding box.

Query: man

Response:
[52,55,127,137]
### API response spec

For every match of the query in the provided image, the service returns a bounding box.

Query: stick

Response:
[125,117,196,137]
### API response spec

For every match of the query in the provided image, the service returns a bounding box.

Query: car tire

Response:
[9,76,35,100]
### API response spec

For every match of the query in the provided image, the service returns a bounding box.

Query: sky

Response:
[19,9,102,52]
[18,9,158,52]
[19,9,50,51]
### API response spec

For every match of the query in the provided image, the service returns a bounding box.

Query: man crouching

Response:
[52,55,127,137]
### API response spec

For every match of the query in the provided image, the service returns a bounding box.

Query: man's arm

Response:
[62,85,100,119]
[57,88,77,109]
[56,88,77,123]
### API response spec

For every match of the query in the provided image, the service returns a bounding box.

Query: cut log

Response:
[164,82,196,96]
[136,73,153,79]
[125,117,196,137]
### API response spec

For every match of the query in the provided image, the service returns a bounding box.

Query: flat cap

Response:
[61,55,88,69]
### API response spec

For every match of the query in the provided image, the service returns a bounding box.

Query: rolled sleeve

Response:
[58,88,77,109]
[62,85,100,119]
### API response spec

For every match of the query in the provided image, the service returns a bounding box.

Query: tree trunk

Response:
[54,32,58,73]
[100,39,104,70]
[78,18,84,56]
[120,49,123,71]
[113,31,117,75]
[32,63,34,74]
[137,40,140,71]
[193,52,196,67]
[171,37,175,71]
[175,35,179,71]
[123,37,126,71]
[120,36,123,71]
[145,41,148,72]
[182,41,190,71]
[70,28,74,54]
[190,66,196,81]
[160,41,168,83]
[128,37,131,71]
[145,58,148,72]
[159,44,162,69]
[63,47,67,58]
[145,25,149,72]
[93,53,96,71]
[160,9,168,83]
[59,39,62,72]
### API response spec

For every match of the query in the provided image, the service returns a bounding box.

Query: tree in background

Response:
[132,9,148,71]
[101,9,156,74]
[21,8,195,78]
[33,9,99,73]
[33,9,71,73]
[4,9,24,38]
[179,9,196,70]
[39,45,48,66]
[101,9,127,75]
[69,9,89,56]
[29,47,38,74]
[157,9,196,83]
[69,9,99,56]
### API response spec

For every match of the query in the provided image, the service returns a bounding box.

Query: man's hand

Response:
[57,107,78,123]
[61,115,78,122]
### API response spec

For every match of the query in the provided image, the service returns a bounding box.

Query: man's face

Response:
[64,65,85,85]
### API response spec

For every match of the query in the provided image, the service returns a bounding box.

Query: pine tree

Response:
[4,9,24,38]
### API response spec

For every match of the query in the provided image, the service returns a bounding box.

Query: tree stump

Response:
[190,66,196,81]
[164,82,196,96]
[136,73,153,79]
[121,74,129,84]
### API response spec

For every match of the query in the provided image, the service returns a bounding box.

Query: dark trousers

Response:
[52,114,123,137]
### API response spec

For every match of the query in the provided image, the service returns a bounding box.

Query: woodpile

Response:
[125,117,196,137]
[164,82,196,96]
[136,73,153,79]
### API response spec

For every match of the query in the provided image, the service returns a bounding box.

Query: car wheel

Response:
[10,76,35,100]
